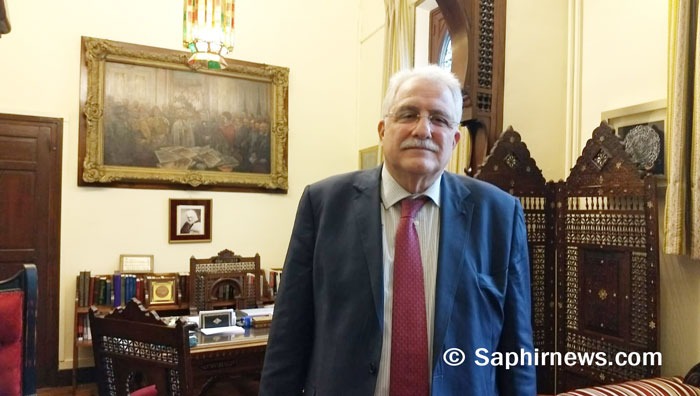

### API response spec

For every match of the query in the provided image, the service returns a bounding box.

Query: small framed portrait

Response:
[169,199,212,243]
[144,274,179,306]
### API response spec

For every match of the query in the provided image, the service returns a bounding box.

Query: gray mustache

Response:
[400,138,439,152]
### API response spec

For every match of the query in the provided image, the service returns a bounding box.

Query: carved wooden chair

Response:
[89,298,196,396]
[189,249,262,315]
[0,264,38,396]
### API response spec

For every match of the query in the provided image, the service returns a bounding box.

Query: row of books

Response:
[76,272,147,307]
[268,268,282,296]
[76,271,190,308]
[77,269,277,308]
[76,314,92,341]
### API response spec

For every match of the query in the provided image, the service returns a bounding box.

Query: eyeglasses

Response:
[386,109,457,130]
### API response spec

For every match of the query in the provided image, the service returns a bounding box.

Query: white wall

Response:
[357,0,386,151]
[503,0,569,181]
[0,0,360,369]
[579,0,667,138]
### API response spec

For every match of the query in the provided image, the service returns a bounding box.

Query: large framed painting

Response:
[78,36,289,192]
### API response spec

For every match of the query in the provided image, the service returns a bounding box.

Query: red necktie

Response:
[390,197,429,396]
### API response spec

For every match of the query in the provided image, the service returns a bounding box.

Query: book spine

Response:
[76,274,82,307]
[246,273,255,298]
[136,277,143,302]
[125,275,133,301]
[270,271,278,295]
[78,272,85,307]
[96,277,106,305]
[85,315,91,341]
[88,276,95,306]
[113,272,121,307]
[105,278,112,306]
[120,274,125,305]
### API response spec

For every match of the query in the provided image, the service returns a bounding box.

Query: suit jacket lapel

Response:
[433,173,473,368]
[353,167,384,326]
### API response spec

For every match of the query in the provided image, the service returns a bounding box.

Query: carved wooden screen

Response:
[474,127,556,394]
[556,123,660,391]
[474,124,660,393]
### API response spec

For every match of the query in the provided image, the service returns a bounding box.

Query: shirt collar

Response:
[380,165,442,210]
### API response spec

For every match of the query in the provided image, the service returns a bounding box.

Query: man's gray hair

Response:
[381,65,463,126]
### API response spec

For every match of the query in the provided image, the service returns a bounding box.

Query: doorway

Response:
[0,113,62,387]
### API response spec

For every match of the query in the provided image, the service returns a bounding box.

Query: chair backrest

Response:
[189,249,261,315]
[89,298,195,396]
[0,264,38,396]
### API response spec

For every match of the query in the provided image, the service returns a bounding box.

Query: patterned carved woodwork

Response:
[556,123,659,391]
[435,0,506,149]
[474,127,556,394]
[472,0,506,149]
[189,249,262,315]
[89,299,196,396]
[474,124,660,394]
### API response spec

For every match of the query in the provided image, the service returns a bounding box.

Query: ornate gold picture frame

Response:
[144,274,179,306]
[78,36,289,192]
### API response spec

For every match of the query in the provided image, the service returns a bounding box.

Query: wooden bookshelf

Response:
[71,271,189,392]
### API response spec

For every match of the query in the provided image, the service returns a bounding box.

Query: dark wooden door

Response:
[0,113,62,387]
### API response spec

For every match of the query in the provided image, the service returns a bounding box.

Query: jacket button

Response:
[369,363,377,375]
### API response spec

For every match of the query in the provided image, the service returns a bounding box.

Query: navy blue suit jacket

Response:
[260,167,536,395]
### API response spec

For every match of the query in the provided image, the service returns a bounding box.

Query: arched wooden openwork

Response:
[435,0,507,173]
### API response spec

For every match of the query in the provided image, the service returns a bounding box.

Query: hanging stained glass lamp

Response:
[183,0,235,70]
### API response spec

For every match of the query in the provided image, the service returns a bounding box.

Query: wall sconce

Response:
[183,0,235,70]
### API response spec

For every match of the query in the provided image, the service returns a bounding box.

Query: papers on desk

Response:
[238,307,274,317]
[199,325,245,335]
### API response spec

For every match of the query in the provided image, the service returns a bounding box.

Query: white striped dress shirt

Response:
[374,165,441,396]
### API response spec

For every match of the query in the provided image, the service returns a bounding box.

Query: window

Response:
[438,34,453,70]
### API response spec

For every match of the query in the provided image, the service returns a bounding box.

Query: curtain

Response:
[382,0,417,93]
[445,126,471,174]
[665,0,700,259]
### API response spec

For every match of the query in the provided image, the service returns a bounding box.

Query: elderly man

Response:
[260,65,535,395]
[179,209,202,234]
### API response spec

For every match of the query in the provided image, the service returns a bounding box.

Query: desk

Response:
[190,328,268,396]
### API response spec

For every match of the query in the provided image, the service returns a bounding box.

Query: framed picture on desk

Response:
[144,274,179,306]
